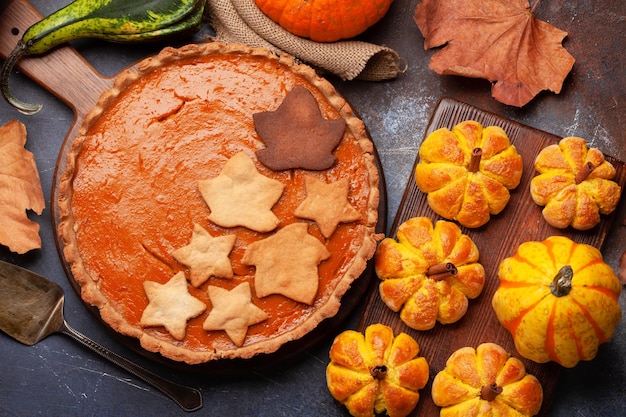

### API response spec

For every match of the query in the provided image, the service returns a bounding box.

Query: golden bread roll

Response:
[431,343,543,417]
[326,324,429,417]
[415,120,523,228]
[530,136,621,230]
[374,217,485,330]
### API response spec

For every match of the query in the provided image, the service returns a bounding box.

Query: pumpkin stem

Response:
[0,40,42,115]
[427,262,457,281]
[480,382,503,401]
[575,162,595,184]
[468,148,483,173]
[550,265,573,297]
[370,365,387,380]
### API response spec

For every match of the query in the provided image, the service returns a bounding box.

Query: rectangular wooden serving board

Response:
[357,97,626,416]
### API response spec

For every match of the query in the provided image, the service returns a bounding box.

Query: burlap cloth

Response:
[205,0,405,81]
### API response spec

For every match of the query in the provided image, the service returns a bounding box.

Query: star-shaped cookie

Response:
[253,85,346,171]
[198,151,285,233]
[172,223,236,287]
[241,222,331,305]
[202,282,268,347]
[140,272,206,340]
[294,176,362,238]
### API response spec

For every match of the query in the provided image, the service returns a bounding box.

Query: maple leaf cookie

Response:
[242,222,331,304]
[198,151,285,232]
[203,282,268,347]
[253,85,346,171]
[172,223,237,287]
[294,176,361,238]
[140,272,206,340]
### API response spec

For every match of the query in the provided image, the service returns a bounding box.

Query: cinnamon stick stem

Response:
[481,383,503,401]
[575,162,595,184]
[468,148,482,173]
[427,262,457,280]
[370,365,387,380]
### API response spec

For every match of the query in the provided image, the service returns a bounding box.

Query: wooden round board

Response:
[0,0,387,373]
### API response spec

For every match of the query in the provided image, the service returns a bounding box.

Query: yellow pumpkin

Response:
[254,0,394,42]
[326,323,429,417]
[492,235,622,368]
[431,343,543,417]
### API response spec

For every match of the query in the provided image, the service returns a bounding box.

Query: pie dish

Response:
[57,42,380,365]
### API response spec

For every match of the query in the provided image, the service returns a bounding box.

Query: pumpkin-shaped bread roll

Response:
[432,343,543,417]
[326,324,429,417]
[374,217,485,330]
[530,136,621,230]
[415,120,523,228]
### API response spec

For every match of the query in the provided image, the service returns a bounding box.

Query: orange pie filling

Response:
[58,44,379,363]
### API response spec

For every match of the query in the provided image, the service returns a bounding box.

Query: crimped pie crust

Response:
[57,42,379,364]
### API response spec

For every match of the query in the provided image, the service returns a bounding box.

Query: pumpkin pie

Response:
[57,42,380,364]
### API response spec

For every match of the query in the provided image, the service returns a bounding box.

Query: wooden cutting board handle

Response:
[0,0,112,119]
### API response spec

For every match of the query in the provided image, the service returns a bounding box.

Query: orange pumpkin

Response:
[492,236,622,368]
[255,0,394,42]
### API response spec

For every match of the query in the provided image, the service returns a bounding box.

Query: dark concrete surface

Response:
[0,1,624,416]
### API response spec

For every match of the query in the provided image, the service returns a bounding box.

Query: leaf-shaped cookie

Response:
[198,151,284,233]
[241,222,331,305]
[253,85,346,170]
[414,0,575,106]
[0,120,45,254]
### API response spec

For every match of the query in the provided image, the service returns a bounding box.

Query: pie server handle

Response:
[61,319,203,411]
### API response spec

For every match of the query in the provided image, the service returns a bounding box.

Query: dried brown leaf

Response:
[0,120,45,254]
[414,0,575,106]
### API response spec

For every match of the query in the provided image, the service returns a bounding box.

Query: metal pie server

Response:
[0,260,202,411]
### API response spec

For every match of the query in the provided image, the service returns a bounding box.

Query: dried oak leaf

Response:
[253,85,346,171]
[414,0,576,107]
[0,120,45,254]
